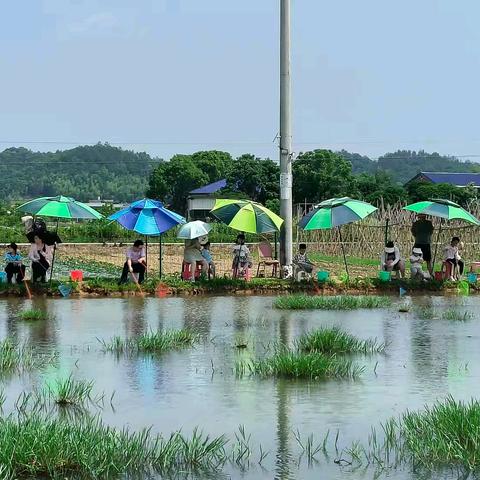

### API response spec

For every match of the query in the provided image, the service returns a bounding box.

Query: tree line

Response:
[0,143,478,212]
[147,149,480,213]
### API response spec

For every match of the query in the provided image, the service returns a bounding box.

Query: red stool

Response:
[181,261,203,281]
[441,261,453,279]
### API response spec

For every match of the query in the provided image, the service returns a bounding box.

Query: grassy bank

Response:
[0,274,473,298]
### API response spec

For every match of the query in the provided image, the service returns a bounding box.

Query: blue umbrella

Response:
[108,199,185,277]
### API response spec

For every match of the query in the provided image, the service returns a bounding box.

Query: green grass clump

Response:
[19,308,48,322]
[237,351,363,379]
[414,306,437,319]
[273,294,391,310]
[296,327,385,355]
[441,308,474,321]
[48,376,95,406]
[0,415,227,478]
[0,338,55,373]
[400,397,480,470]
[100,330,198,354]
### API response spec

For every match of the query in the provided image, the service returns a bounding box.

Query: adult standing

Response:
[411,214,434,275]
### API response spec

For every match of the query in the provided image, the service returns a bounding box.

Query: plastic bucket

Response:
[378,270,391,282]
[434,271,444,281]
[467,272,477,284]
[317,271,329,282]
[0,272,7,283]
[70,270,83,282]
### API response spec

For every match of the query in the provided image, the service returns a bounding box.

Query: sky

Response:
[1,0,480,162]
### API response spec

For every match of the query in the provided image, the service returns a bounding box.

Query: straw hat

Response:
[412,247,423,255]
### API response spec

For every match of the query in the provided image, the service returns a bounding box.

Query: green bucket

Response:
[378,270,391,282]
[317,271,329,282]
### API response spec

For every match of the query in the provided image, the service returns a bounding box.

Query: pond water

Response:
[1,294,479,479]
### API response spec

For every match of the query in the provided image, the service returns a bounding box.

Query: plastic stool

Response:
[181,261,203,281]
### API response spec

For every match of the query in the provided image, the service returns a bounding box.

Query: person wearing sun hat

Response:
[410,245,430,280]
[381,240,405,278]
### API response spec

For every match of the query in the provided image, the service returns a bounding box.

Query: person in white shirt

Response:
[119,240,147,284]
[28,235,53,283]
[444,236,464,281]
[381,241,405,278]
[410,246,430,280]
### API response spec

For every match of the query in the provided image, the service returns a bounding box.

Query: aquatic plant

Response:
[296,327,385,355]
[273,294,391,310]
[99,330,198,354]
[441,308,474,321]
[19,308,48,321]
[414,306,437,319]
[399,396,480,470]
[0,338,55,373]
[341,396,480,474]
[237,351,363,379]
[0,414,228,478]
[48,375,96,406]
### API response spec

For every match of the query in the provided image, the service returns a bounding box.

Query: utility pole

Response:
[279,0,293,269]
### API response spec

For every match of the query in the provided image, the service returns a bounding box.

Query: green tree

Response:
[356,172,408,205]
[226,154,279,204]
[293,149,357,203]
[147,155,209,213]
[406,181,477,207]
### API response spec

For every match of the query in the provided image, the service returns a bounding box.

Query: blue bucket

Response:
[467,272,477,284]
[0,272,7,283]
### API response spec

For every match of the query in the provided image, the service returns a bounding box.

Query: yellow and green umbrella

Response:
[210,199,283,234]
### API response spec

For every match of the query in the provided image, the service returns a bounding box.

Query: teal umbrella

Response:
[404,199,480,270]
[299,197,377,277]
[17,196,103,282]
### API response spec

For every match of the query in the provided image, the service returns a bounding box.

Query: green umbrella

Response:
[403,199,480,225]
[210,199,283,234]
[299,197,377,276]
[403,199,480,271]
[17,196,103,282]
[18,195,103,220]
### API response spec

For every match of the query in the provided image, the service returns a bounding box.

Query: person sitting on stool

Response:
[119,240,147,284]
[5,243,25,283]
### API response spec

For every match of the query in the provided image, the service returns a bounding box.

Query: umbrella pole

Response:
[159,235,162,278]
[337,227,349,278]
[384,218,389,246]
[432,220,442,275]
[274,232,278,260]
[145,236,148,280]
[49,218,59,284]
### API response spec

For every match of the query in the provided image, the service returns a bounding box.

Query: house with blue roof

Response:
[405,172,480,188]
[187,179,227,220]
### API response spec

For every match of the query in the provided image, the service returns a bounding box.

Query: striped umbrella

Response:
[210,199,283,234]
[17,196,103,282]
[18,195,102,220]
[299,197,377,276]
[108,199,185,277]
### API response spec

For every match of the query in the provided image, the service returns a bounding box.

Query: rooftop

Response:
[406,171,480,187]
[189,179,227,195]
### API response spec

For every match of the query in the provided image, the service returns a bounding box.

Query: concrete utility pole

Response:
[279,0,293,268]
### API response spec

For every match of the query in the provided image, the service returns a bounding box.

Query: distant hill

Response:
[0,144,160,202]
[338,149,479,184]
